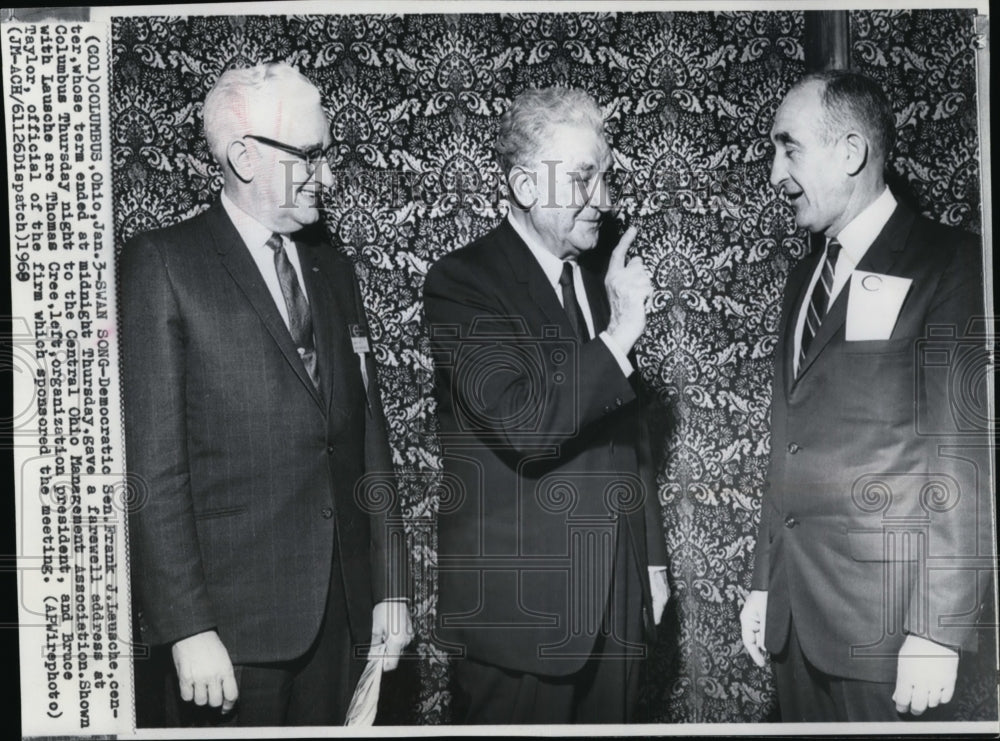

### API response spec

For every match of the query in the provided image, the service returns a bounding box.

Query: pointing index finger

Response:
[609,225,638,271]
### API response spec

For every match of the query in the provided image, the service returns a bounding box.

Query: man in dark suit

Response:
[120,62,412,726]
[424,87,669,724]
[741,70,992,722]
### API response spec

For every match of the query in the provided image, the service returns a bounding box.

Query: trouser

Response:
[773,618,954,722]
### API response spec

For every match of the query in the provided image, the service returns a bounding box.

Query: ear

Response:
[843,131,869,177]
[507,165,539,210]
[226,139,255,183]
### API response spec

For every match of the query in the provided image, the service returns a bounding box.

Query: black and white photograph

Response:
[3,1,996,735]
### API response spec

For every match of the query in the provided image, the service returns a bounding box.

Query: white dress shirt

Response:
[793,187,897,374]
[221,190,310,331]
[507,214,634,377]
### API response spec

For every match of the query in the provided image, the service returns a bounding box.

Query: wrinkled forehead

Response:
[770,82,824,141]
[534,122,612,170]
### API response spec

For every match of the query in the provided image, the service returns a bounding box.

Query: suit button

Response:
[321,507,333,519]
[787,442,800,454]
[326,445,335,454]
[785,516,798,528]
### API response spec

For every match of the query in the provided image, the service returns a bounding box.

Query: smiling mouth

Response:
[297,188,321,204]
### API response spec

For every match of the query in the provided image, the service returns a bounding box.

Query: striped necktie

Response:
[798,238,842,373]
[266,232,322,392]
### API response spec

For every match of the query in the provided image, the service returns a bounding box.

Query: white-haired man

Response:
[424,86,670,723]
[121,62,412,726]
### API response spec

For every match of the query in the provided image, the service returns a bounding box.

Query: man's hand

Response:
[605,226,653,354]
[371,600,414,671]
[171,630,238,713]
[892,634,959,715]
[739,590,768,668]
[650,567,670,626]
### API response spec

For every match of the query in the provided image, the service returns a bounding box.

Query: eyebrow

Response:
[771,131,799,146]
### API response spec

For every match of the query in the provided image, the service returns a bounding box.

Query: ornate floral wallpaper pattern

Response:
[111,9,988,724]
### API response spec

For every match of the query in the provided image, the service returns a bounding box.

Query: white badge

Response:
[349,324,372,406]
[845,270,913,341]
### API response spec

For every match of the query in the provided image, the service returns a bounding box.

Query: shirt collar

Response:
[507,212,574,291]
[221,189,278,250]
[832,186,897,266]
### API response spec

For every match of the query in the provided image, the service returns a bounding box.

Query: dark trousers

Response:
[774,619,954,723]
[452,521,646,724]
[163,558,364,727]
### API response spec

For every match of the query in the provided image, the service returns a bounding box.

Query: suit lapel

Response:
[854,204,914,276]
[781,240,822,397]
[794,204,916,381]
[207,201,326,410]
[498,221,579,339]
[582,266,610,335]
[298,239,358,417]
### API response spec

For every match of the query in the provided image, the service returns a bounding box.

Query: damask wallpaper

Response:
[111,10,989,724]
[851,9,981,235]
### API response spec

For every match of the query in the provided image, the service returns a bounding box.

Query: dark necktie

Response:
[798,238,842,372]
[559,261,590,341]
[266,233,322,392]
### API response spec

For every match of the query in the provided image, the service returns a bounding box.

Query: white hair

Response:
[496,86,606,173]
[202,63,322,164]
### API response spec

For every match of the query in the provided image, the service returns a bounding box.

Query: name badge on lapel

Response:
[349,323,372,410]
[845,270,912,341]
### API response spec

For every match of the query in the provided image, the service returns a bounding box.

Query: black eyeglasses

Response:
[244,134,332,168]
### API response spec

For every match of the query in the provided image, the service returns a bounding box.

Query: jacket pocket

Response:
[193,505,248,521]
[841,337,913,355]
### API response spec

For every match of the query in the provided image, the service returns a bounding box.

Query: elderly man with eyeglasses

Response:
[120,62,412,727]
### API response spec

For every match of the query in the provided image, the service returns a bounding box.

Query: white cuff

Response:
[599,331,634,377]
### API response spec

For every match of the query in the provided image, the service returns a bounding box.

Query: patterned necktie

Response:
[266,233,322,392]
[798,238,842,373]
[559,261,590,341]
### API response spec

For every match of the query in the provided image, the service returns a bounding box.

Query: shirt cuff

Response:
[648,566,667,576]
[599,331,634,377]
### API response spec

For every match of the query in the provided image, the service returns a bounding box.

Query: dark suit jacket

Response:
[752,202,991,682]
[424,220,668,676]
[120,200,405,665]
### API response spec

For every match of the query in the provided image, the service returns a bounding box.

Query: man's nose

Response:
[593,173,613,213]
[313,158,332,189]
[769,155,785,190]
